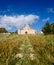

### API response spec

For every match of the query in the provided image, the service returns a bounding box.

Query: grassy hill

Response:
[0,34,54,65]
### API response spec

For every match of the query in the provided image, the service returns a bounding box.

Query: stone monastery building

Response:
[18,24,37,34]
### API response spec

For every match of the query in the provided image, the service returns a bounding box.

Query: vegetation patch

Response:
[0,34,54,65]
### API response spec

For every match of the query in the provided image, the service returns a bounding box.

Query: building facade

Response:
[18,24,36,34]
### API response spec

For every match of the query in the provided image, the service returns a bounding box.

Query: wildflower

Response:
[15,53,23,58]
[29,47,34,52]
[29,53,35,60]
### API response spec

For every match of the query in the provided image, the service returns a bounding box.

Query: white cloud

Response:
[48,8,54,13]
[42,17,50,22]
[0,14,39,29]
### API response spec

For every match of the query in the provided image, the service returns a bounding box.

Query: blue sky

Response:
[0,0,54,32]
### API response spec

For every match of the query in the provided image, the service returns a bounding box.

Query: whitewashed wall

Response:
[18,29,36,34]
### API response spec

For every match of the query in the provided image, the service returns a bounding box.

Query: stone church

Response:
[18,24,37,34]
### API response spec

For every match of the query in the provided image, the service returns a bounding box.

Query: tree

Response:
[0,28,8,33]
[15,30,18,34]
[42,21,51,35]
[51,23,54,34]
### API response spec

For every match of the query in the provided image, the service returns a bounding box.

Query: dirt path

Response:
[15,35,36,65]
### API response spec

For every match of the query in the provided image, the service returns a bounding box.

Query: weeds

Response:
[0,34,54,65]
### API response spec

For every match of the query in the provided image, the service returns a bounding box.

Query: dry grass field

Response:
[0,33,54,65]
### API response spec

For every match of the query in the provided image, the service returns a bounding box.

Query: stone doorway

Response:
[25,31,28,34]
